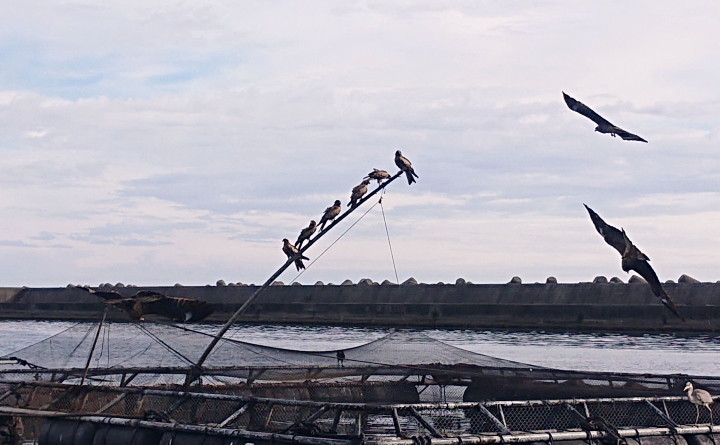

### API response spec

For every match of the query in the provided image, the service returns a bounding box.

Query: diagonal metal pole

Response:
[187,170,405,385]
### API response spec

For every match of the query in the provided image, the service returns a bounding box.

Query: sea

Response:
[1,320,719,376]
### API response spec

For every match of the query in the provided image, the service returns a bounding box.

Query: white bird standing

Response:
[684,382,714,425]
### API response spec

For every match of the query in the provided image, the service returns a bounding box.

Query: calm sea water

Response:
[1,320,719,376]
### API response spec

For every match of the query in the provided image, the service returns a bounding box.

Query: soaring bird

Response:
[684,382,714,425]
[77,287,214,322]
[584,204,685,321]
[282,238,309,271]
[319,200,342,231]
[348,179,370,208]
[295,220,317,249]
[563,92,647,142]
[365,168,390,184]
[395,150,419,185]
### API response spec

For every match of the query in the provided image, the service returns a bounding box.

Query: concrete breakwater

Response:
[1,277,720,331]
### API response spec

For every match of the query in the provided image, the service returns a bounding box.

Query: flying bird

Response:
[584,204,684,321]
[348,179,370,208]
[563,92,647,142]
[684,382,714,425]
[295,220,317,249]
[282,238,309,271]
[77,287,214,322]
[319,200,342,231]
[395,150,419,185]
[365,168,390,184]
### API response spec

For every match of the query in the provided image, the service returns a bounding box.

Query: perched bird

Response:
[348,179,371,208]
[282,238,309,271]
[365,168,390,184]
[336,350,345,367]
[579,416,626,445]
[584,204,684,321]
[395,150,419,185]
[76,287,214,322]
[319,200,342,231]
[295,220,317,249]
[563,92,647,142]
[684,382,714,425]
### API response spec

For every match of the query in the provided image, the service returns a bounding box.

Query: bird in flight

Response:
[295,220,317,249]
[563,92,647,142]
[365,168,390,184]
[348,179,371,208]
[395,150,419,185]
[77,287,214,322]
[584,204,684,321]
[319,200,342,231]
[282,238,309,271]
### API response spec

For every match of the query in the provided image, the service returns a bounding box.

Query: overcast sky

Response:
[1,1,720,287]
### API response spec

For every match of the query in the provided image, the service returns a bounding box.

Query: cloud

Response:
[1,1,720,286]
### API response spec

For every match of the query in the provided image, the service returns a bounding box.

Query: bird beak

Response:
[684,383,691,391]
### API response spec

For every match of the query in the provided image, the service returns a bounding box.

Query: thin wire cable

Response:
[288,199,381,283]
[379,191,399,284]
[135,324,195,366]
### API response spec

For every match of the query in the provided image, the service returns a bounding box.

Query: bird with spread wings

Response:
[77,287,214,322]
[563,92,647,142]
[584,204,684,321]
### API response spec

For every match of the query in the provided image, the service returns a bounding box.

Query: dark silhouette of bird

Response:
[295,220,317,249]
[580,416,627,445]
[684,382,714,425]
[395,150,419,185]
[336,350,345,367]
[282,238,309,271]
[365,168,390,184]
[319,200,342,231]
[584,204,684,321]
[76,286,214,322]
[563,92,647,142]
[348,179,370,208]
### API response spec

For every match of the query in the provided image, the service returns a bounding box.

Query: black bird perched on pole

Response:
[336,350,345,367]
[348,179,370,208]
[563,92,647,142]
[395,150,418,185]
[282,238,309,271]
[584,204,684,321]
[365,168,390,184]
[295,220,317,249]
[319,200,342,231]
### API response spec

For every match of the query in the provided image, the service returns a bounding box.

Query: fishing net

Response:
[0,321,542,384]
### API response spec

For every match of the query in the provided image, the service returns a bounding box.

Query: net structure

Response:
[0,323,542,386]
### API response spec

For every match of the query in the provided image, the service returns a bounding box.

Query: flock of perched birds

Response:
[282,150,418,271]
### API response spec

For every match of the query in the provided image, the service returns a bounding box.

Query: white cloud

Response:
[1,1,720,286]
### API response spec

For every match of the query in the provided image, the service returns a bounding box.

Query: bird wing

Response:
[615,127,648,143]
[563,92,613,127]
[584,204,626,255]
[630,260,685,321]
[141,296,215,322]
[75,286,124,300]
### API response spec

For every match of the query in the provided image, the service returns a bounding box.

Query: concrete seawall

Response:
[1,280,720,331]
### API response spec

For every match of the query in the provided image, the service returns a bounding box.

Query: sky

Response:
[1,1,720,287]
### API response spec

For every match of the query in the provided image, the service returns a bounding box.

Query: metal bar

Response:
[475,404,510,434]
[330,409,343,434]
[0,383,23,404]
[563,402,587,423]
[166,395,191,414]
[645,400,679,427]
[94,393,126,414]
[120,373,138,387]
[407,406,443,438]
[498,405,507,429]
[391,407,403,437]
[191,171,405,380]
[218,403,249,428]
[81,309,107,386]
[281,405,331,434]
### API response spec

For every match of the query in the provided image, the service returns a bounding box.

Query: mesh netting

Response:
[0,322,542,381]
